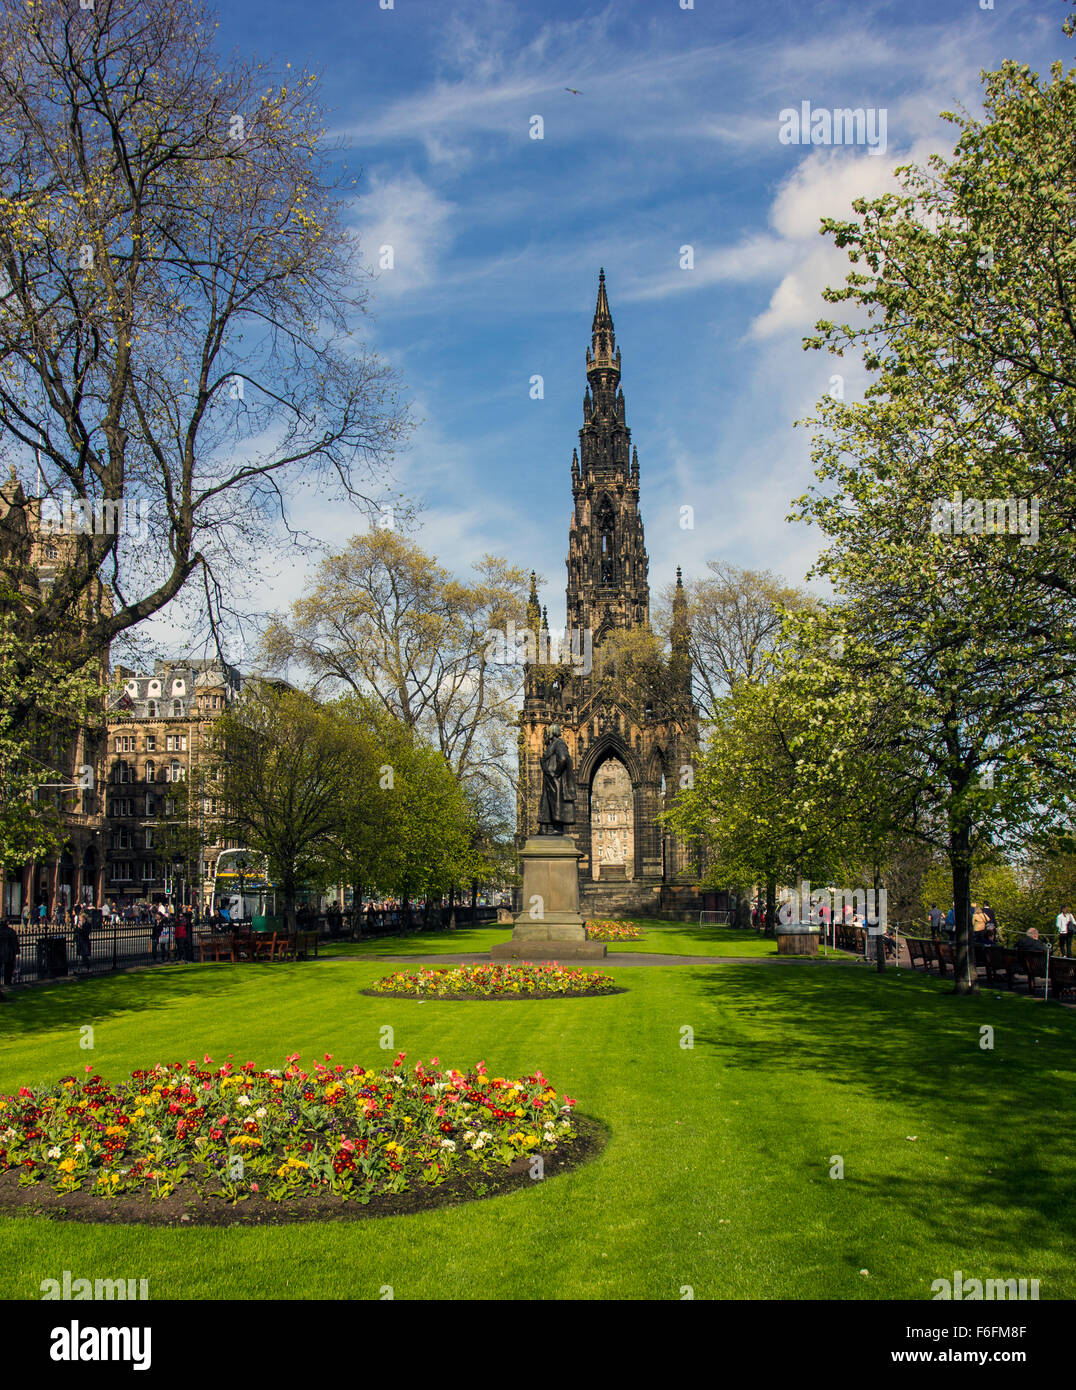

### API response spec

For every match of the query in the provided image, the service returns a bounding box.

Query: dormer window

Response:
[171,699,182,717]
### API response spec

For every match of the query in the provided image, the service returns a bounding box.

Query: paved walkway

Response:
[321,952,845,967]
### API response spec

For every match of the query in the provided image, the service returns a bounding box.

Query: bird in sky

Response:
[565,87,582,95]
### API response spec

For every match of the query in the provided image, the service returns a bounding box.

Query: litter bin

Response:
[776,924,820,956]
[36,935,68,978]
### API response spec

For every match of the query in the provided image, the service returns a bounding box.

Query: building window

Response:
[168,761,184,782]
[145,760,155,782]
[146,735,156,752]
[166,734,187,752]
[147,701,158,718]
[145,828,155,849]
[110,862,132,882]
[171,699,182,717]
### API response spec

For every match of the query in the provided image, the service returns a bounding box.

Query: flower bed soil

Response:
[0,1055,594,1225]
[365,961,623,999]
[361,987,627,1001]
[0,1114,606,1226]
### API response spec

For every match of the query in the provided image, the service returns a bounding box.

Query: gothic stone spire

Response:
[567,270,649,649]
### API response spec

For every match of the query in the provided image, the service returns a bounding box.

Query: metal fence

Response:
[3,904,502,985]
[4,919,176,985]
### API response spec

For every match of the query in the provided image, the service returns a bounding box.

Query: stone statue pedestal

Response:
[490,835,607,962]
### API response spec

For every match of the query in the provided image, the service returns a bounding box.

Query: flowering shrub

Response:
[585,920,643,941]
[0,1054,577,1204]
[370,962,618,997]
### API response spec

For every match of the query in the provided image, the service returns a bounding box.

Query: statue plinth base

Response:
[490,834,607,962]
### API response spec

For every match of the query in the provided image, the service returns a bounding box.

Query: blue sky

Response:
[178,0,1071,651]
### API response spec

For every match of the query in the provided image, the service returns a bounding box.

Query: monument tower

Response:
[518,270,701,919]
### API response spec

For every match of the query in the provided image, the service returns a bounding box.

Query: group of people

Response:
[928,901,1001,943]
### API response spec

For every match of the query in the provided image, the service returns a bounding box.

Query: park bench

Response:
[1048,956,1076,1000]
[196,932,236,963]
[1020,950,1050,997]
[905,937,937,971]
[936,941,955,976]
[984,946,1024,990]
[294,930,319,960]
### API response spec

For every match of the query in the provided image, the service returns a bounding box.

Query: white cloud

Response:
[748,141,942,340]
[351,172,455,296]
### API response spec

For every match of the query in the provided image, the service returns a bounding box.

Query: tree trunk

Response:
[950,836,976,994]
[352,880,362,939]
[403,887,411,931]
[282,876,297,935]
[874,863,885,974]
[471,879,478,912]
[765,877,777,938]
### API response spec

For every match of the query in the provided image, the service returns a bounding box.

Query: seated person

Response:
[1015,927,1048,953]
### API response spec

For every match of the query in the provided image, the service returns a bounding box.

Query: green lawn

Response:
[2,955,1074,1299]
[322,919,792,958]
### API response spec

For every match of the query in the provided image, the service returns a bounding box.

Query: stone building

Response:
[518,271,701,918]
[0,469,109,915]
[104,660,241,908]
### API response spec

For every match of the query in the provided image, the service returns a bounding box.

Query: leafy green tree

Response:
[327,696,480,927]
[212,681,355,930]
[794,48,1076,991]
[663,670,876,932]
[0,623,102,894]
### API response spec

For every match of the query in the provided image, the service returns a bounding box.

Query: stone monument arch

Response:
[517,270,701,918]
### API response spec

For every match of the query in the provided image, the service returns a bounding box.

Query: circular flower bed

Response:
[585,919,643,942]
[0,1054,597,1222]
[367,961,621,999]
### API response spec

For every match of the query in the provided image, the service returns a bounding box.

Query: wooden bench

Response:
[1020,950,1050,996]
[1048,956,1076,1000]
[197,932,236,963]
[905,937,937,971]
[294,930,319,960]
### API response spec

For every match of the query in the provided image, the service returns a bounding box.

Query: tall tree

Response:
[0,0,407,703]
[329,701,478,925]
[794,45,1076,991]
[658,562,813,720]
[213,681,354,930]
[262,530,527,802]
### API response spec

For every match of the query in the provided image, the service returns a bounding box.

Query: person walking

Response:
[1055,907,1075,959]
[174,908,191,963]
[928,903,943,939]
[983,901,998,944]
[74,907,92,973]
[151,908,165,961]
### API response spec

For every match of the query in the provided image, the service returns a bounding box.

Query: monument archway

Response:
[590,757,634,881]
